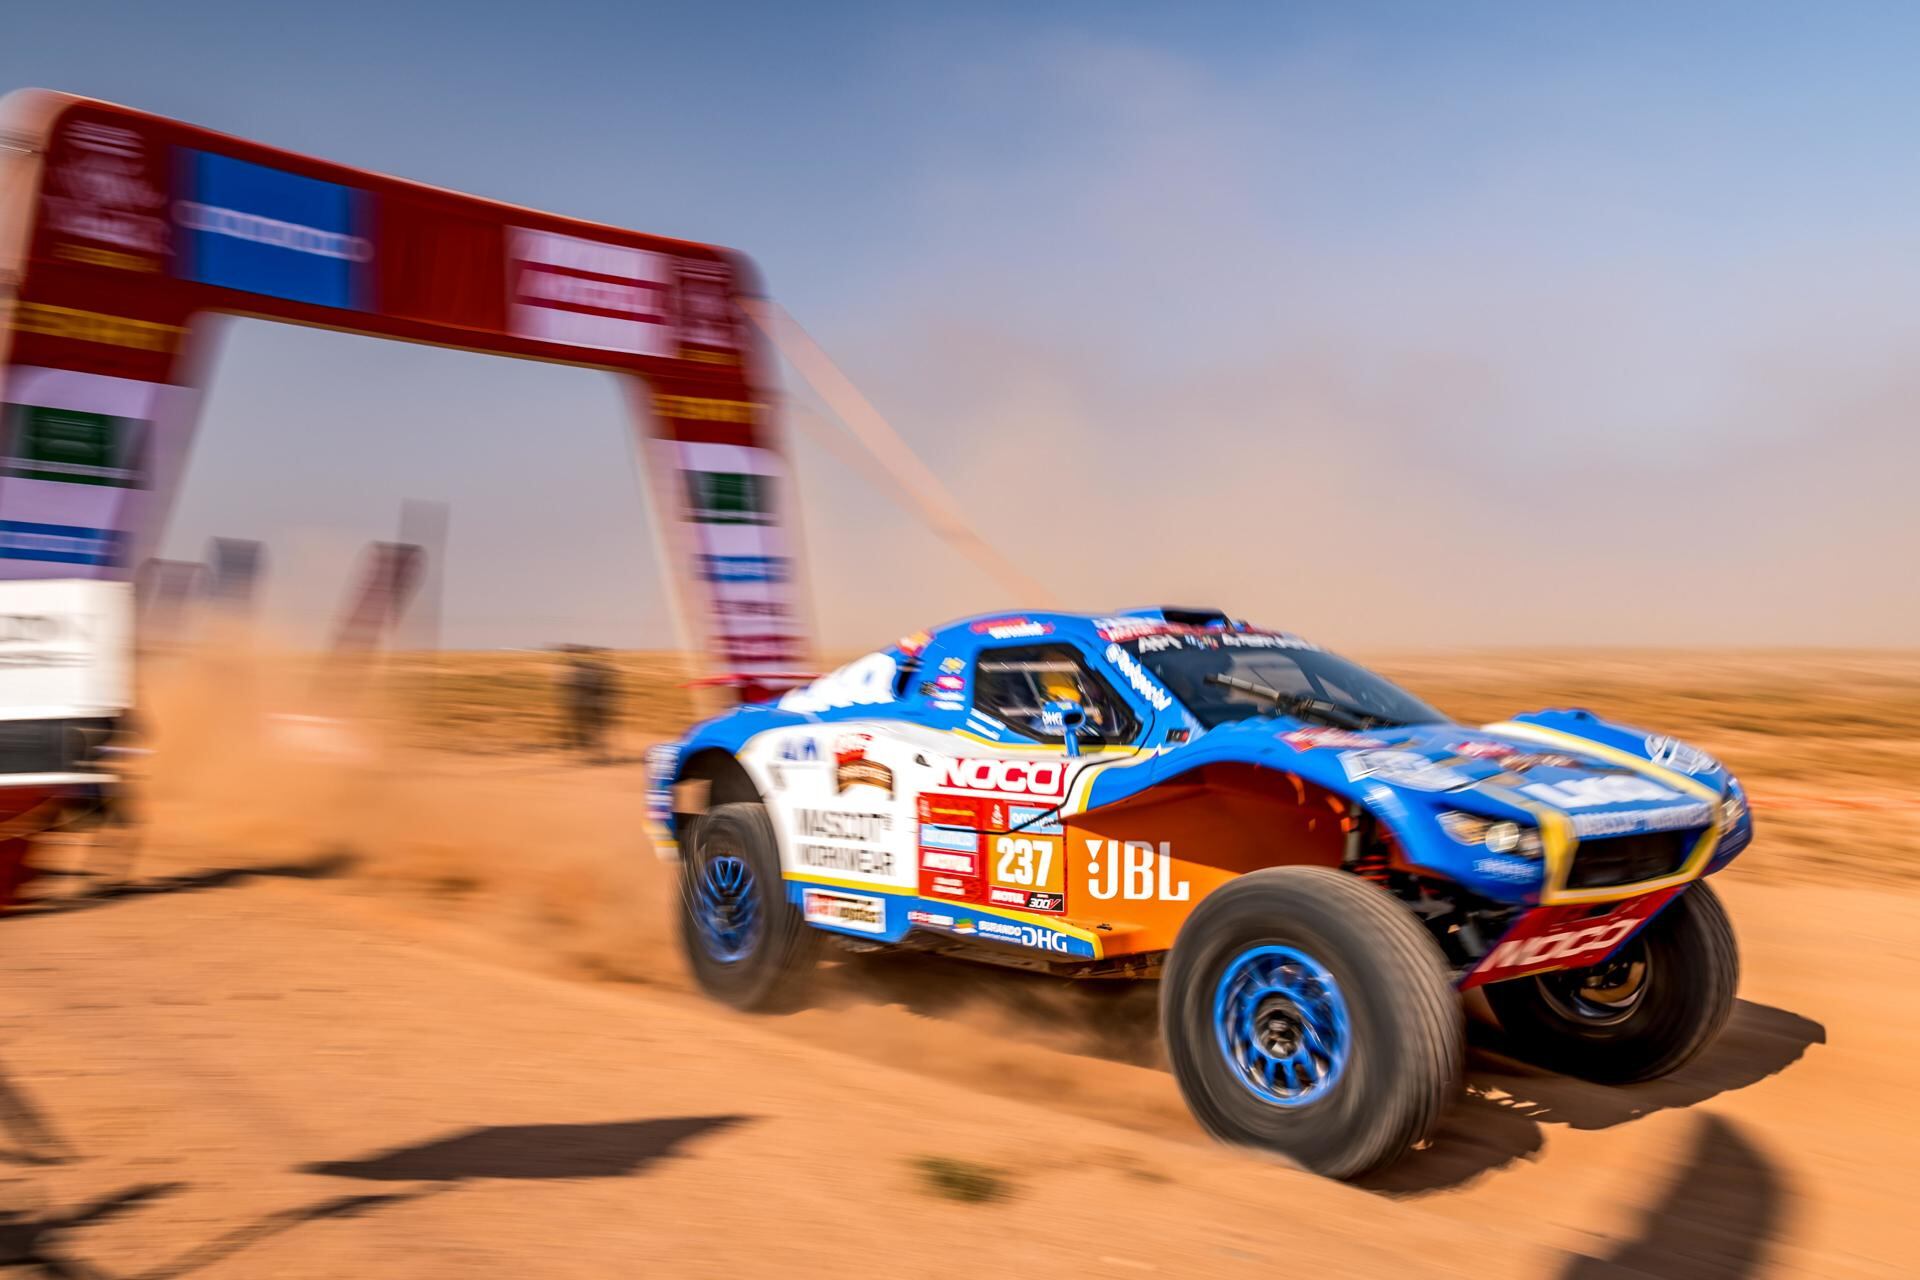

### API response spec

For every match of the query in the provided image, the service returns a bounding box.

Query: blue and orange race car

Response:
[646,607,1751,1178]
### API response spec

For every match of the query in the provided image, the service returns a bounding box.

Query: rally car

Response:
[645,607,1750,1179]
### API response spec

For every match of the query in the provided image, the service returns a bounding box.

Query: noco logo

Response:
[934,758,1067,797]
[1463,888,1681,990]
[1481,917,1638,972]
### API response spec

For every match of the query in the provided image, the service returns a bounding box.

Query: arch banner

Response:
[0,90,812,695]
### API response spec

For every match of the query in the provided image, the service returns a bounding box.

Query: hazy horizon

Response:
[7,3,1917,653]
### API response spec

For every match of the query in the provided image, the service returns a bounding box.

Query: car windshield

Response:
[1124,635,1448,730]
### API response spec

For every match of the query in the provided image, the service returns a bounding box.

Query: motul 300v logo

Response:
[1461,887,1682,990]
[935,758,1067,797]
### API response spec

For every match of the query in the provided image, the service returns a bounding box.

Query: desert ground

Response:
[2,645,1916,1277]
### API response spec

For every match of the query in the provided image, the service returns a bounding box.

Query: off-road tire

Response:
[678,801,821,1011]
[1484,880,1738,1084]
[1161,866,1464,1180]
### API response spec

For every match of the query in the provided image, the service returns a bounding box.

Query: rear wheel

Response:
[1484,880,1737,1083]
[678,801,820,1011]
[1161,867,1463,1180]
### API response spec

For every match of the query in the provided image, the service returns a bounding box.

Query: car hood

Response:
[1185,712,1725,835]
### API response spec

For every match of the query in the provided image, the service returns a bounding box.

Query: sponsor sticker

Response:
[801,889,887,934]
[1570,803,1712,837]
[177,151,372,308]
[673,257,743,352]
[906,909,955,928]
[962,713,1004,739]
[920,849,979,875]
[795,809,891,842]
[934,757,1067,797]
[988,832,1064,901]
[683,469,770,524]
[1084,838,1190,902]
[1462,889,1681,989]
[1521,777,1683,808]
[698,554,789,583]
[655,395,758,425]
[41,118,170,272]
[643,742,681,792]
[973,917,1085,955]
[918,824,979,854]
[1216,632,1314,649]
[1105,643,1173,711]
[923,873,978,901]
[1091,616,1169,642]
[834,735,894,797]
[0,520,124,566]
[11,303,182,353]
[919,793,996,829]
[1283,727,1388,751]
[797,843,895,876]
[1473,854,1541,883]
[969,617,1053,640]
[1645,735,1718,776]
[509,227,671,355]
[1,403,146,487]
[1339,750,1471,792]
[1007,803,1062,835]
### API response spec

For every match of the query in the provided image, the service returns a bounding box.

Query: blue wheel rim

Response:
[692,849,763,964]
[1213,944,1350,1107]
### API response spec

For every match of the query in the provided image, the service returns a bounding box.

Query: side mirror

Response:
[1040,699,1088,756]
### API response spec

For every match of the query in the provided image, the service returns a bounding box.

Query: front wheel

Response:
[1484,880,1738,1083]
[1161,867,1464,1180]
[677,801,820,1011]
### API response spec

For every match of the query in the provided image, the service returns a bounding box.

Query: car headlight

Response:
[1438,811,1543,858]
[1719,785,1747,828]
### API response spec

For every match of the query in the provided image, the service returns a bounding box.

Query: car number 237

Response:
[993,835,1055,887]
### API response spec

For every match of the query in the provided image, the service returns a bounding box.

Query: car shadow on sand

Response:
[1,851,356,920]
[1364,999,1826,1196]
[299,1115,751,1182]
[818,951,1823,1212]
[2,1116,750,1280]
[1548,1112,1789,1280]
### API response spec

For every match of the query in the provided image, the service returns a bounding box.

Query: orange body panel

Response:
[1058,764,1349,955]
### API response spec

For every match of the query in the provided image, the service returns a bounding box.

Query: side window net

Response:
[973,645,1140,745]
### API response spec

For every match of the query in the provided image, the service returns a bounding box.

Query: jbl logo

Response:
[1085,839,1190,901]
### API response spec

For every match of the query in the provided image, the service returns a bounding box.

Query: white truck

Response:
[0,578,129,906]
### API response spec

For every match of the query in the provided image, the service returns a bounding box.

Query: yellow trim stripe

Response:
[1480,721,1725,906]
[1481,722,1720,802]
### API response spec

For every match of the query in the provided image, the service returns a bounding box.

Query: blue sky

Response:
[6,3,1918,647]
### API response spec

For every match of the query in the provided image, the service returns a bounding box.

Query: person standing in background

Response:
[558,645,618,763]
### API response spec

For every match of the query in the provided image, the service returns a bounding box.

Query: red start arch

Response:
[0,90,811,694]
